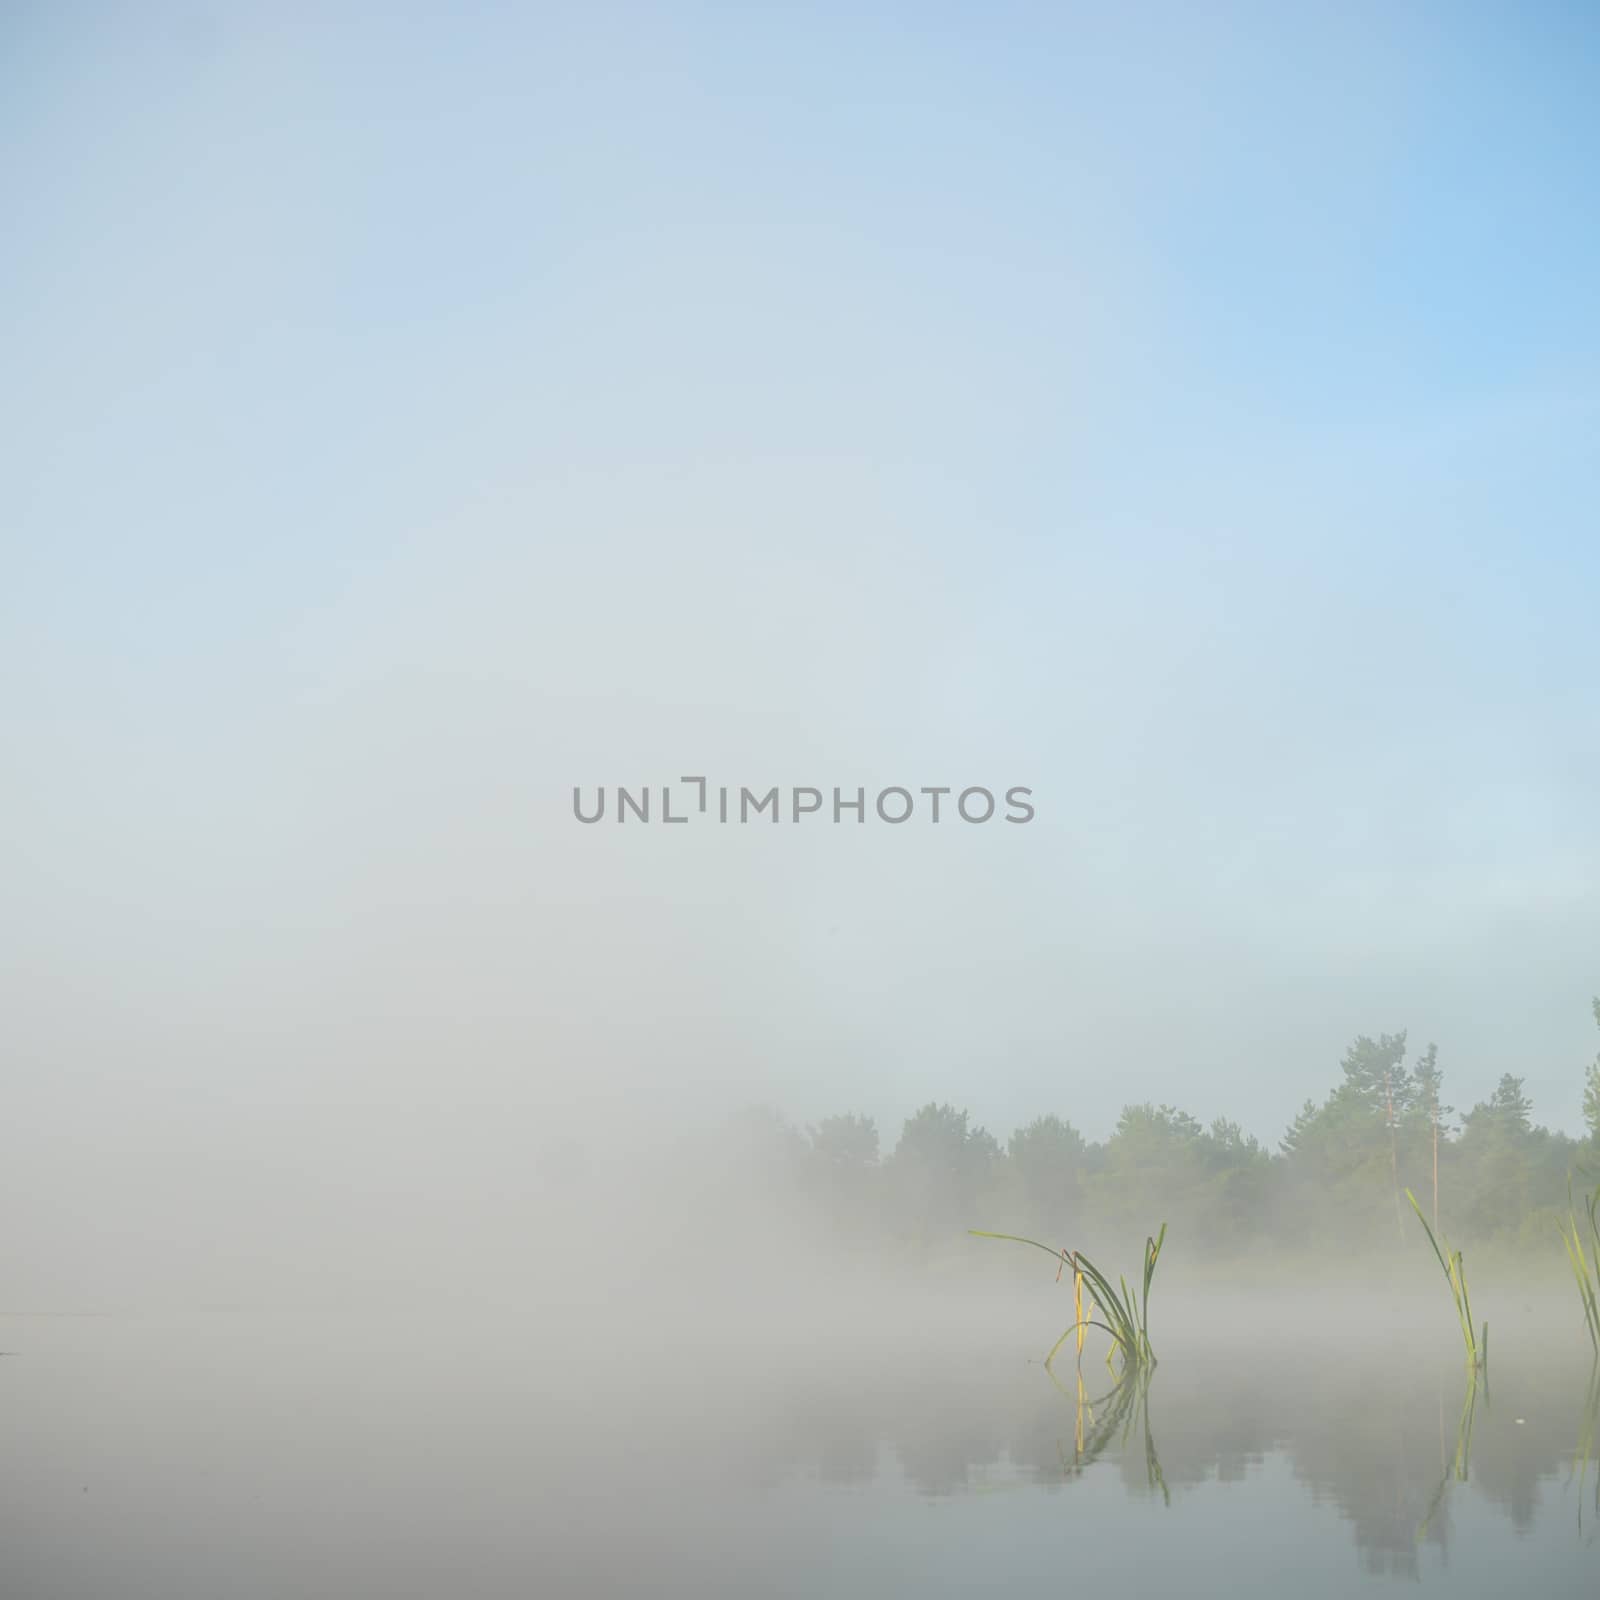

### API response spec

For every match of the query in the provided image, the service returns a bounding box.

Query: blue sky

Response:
[4,3,1599,1200]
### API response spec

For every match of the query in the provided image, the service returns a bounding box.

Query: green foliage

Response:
[889,1102,1001,1240]
[1274,1078,1403,1244]
[1469,1073,1534,1136]
[1444,1075,1569,1240]
[1407,1042,1452,1139]
[808,1113,879,1172]
[1005,1114,1086,1237]
[1340,1031,1413,1118]
[1090,1104,1267,1249]
[804,1113,881,1237]
[768,1007,1598,1271]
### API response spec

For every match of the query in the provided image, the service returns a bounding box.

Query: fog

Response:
[4,3,1600,1334]
[14,10,1600,1595]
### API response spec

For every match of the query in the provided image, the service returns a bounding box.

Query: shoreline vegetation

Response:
[684,1012,1600,1287]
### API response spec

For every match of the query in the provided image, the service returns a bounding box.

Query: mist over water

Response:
[7,2,1600,1595]
[7,1289,1599,1598]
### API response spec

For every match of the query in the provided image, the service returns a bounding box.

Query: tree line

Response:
[715,1005,1600,1262]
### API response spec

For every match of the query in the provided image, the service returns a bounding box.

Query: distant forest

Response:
[705,1004,1600,1263]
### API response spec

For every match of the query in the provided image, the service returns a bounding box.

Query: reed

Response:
[1559,1178,1600,1355]
[969,1225,1166,1371]
[1404,1188,1485,1371]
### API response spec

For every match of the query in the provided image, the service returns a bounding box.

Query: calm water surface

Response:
[5,1305,1598,1596]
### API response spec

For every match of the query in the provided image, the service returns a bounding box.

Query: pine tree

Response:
[1410,1043,1452,1231]
[1339,1032,1410,1241]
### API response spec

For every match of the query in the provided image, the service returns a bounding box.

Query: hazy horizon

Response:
[8,11,1600,1597]
[6,4,1600,1311]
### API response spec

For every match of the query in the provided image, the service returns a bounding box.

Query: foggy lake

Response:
[10,5,1600,1598]
[6,1294,1598,1597]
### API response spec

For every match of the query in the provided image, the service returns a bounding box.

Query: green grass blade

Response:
[968,1229,1067,1263]
[1406,1188,1454,1285]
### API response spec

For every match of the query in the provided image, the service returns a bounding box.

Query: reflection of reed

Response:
[1418,1371,1480,1540]
[1046,1363,1168,1505]
[1570,1361,1600,1536]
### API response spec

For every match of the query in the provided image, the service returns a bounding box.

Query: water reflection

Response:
[744,1337,1600,1576]
[1571,1363,1600,1538]
[1046,1364,1168,1504]
[1418,1369,1481,1543]
[7,1316,1599,1596]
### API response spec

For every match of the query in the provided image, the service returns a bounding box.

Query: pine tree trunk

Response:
[1386,1067,1404,1243]
[1432,1106,1439,1233]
